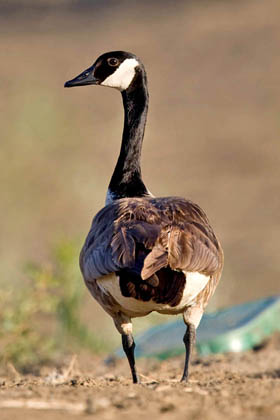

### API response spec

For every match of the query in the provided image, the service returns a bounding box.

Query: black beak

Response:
[64,65,99,88]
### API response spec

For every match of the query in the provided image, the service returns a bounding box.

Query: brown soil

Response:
[1,334,279,420]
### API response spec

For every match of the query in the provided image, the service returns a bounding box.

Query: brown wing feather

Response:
[80,197,223,285]
[141,244,168,280]
[111,225,136,267]
[167,223,221,274]
[141,198,222,279]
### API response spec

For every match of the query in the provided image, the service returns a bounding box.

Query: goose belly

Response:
[97,271,209,316]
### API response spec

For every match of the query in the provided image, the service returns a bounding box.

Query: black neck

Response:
[108,68,149,199]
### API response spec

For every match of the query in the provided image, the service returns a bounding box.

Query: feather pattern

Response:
[80,196,223,303]
[111,225,136,267]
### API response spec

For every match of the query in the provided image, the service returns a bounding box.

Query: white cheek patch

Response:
[101,58,139,91]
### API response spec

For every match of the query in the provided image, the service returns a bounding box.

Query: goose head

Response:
[64,51,143,92]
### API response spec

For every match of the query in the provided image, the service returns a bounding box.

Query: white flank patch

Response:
[180,271,210,306]
[97,271,209,316]
[97,275,160,315]
[101,58,139,91]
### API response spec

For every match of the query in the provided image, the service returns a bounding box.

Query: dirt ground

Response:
[0,333,279,420]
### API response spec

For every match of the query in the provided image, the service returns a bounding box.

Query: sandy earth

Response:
[0,334,279,420]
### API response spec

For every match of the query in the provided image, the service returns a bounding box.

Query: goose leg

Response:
[122,333,140,384]
[181,322,196,382]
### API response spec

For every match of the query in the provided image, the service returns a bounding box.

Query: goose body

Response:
[65,51,223,383]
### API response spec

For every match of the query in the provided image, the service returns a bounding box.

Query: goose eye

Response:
[107,58,119,67]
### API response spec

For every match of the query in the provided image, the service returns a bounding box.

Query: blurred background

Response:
[1,0,280,367]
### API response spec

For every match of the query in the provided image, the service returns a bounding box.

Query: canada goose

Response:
[65,51,223,383]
